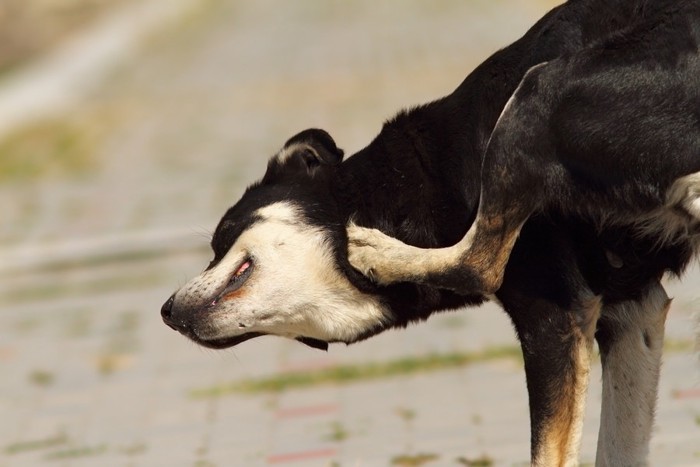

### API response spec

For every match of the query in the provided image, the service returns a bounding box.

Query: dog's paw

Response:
[347,224,412,285]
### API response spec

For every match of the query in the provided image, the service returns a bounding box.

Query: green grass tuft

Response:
[325,422,350,443]
[391,452,439,466]
[44,444,107,460]
[4,432,68,455]
[28,370,55,387]
[456,455,495,466]
[190,345,522,398]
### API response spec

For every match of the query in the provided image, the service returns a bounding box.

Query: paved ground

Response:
[1,1,699,466]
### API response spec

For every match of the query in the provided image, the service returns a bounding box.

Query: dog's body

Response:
[349,0,700,298]
[162,1,698,465]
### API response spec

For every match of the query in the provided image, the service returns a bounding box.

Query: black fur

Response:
[202,0,697,335]
[163,0,697,461]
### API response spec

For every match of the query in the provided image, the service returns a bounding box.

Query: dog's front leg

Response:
[595,282,670,467]
[509,294,601,467]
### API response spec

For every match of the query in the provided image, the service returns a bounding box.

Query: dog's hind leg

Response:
[595,282,670,466]
[347,200,535,294]
[348,65,551,295]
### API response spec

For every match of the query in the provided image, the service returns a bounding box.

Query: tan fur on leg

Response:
[347,211,526,294]
[533,297,601,467]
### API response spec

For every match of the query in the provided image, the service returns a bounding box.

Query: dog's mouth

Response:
[196,333,328,351]
[187,257,328,351]
[195,331,267,349]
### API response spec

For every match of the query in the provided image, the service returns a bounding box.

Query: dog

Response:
[161,1,698,465]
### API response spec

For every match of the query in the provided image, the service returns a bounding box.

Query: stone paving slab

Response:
[1,1,699,466]
[1,258,698,466]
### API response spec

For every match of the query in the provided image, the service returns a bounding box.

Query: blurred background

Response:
[0,1,698,465]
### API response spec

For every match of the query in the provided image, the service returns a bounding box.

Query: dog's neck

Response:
[328,0,646,329]
[328,5,605,327]
[335,52,537,247]
[326,48,542,331]
[333,0,639,243]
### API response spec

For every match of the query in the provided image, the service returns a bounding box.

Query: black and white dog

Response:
[162,0,699,465]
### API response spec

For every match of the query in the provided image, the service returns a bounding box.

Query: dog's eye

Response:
[232,260,252,279]
[226,258,254,290]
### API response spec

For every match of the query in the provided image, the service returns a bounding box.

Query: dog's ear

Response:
[263,129,344,183]
[268,129,344,178]
[283,128,344,167]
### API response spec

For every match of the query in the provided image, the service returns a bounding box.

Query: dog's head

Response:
[161,129,389,350]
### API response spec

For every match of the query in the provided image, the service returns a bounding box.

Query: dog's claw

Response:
[347,224,414,285]
[347,225,381,281]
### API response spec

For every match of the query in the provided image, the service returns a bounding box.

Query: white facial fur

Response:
[172,202,389,344]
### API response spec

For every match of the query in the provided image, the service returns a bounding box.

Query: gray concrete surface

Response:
[1,1,698,465]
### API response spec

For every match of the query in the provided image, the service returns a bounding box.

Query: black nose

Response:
[161,293,177,329]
